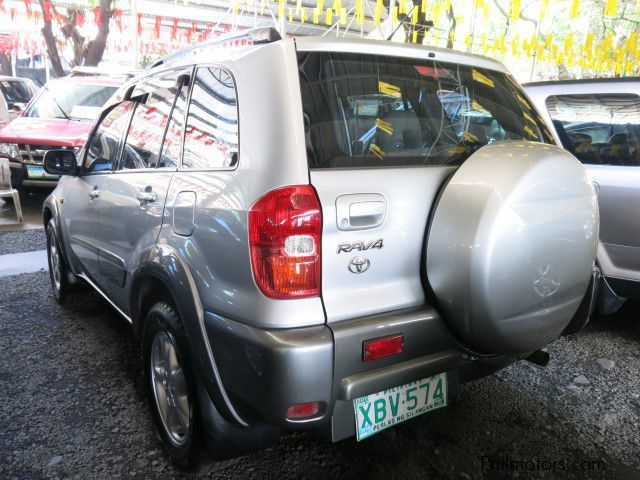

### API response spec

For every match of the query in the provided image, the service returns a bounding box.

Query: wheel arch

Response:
[130,244,249,428]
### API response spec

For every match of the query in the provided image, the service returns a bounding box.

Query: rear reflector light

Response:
[286,401,321,420]
[249,185,321,299]
[363,333,404,362]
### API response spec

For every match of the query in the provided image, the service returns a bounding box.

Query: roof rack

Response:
[151,27,281,69]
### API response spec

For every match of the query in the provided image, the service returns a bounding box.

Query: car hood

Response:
[0,117,93,147]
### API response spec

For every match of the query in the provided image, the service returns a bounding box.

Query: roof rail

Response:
[151,27,282,69]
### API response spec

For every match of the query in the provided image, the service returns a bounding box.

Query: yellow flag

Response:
[570,0,580,18]
[374,0,383,25]
[325,7,332,24]
[510,0,520,22]
[544,33,552,50]
[604,0,617,17]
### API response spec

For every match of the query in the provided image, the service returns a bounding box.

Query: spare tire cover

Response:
[426,141,598,355]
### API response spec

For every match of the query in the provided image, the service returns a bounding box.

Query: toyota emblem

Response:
[348,256,370,274]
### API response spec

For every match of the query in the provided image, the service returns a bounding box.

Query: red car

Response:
[0,75,121,190]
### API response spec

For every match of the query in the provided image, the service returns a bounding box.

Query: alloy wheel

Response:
[150,331,191,447]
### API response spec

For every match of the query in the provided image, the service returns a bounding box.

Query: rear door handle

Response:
[336,194,387,230]
[137,190,157,203]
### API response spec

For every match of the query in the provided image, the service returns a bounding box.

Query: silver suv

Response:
[524,79,640,315]
[43,29,599,464]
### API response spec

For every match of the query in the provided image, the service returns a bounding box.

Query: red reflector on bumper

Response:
[286,401,320,420]
[363,333,404,362]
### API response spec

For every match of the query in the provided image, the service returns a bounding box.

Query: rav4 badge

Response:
[336,238,383,254]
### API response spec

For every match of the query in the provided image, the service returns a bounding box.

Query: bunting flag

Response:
[570,0,580,18]
[112,9,123,31]
[42,1,52,22]
[93,6,102,27]
[510,0,520,22]
[604,0,617,17]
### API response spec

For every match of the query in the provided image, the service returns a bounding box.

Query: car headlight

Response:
[0,142,19,160]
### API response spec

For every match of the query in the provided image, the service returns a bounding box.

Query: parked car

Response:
[0,75,38,126]
[524,78,640,314]
[42,29,599,464]
[0,75,121,190]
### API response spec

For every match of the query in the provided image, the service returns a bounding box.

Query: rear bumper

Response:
[204,305,517,442]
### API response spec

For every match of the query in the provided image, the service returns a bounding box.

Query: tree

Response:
[38,0,113,78]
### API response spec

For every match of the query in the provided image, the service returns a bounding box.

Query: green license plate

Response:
[26,166,58,179]
[353,372,447,441]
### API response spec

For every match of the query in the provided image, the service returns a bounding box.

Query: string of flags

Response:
[0,0,638,77]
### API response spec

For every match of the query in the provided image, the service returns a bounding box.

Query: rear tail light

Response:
[249,185,321,299]
[363,333,404,362]
[286,401,322,420]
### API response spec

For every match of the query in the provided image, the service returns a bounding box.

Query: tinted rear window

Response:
[545,93,640,166]
[298,51,553,169]
[0,80,32,105]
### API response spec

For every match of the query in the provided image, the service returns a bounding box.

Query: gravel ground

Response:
[0,268,639,479]
[0,229,46,255]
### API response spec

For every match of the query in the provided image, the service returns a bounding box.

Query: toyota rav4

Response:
[42,29,599,464]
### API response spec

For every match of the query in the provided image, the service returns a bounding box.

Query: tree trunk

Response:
[84,0,111,66]
[38,0,65,78]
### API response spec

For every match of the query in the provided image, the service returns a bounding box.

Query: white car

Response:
[0,75,38,126]
[524,79,640,315]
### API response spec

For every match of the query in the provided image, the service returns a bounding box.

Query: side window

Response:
[182,67,238,169]
[84,102,134,173]
[159,71,191,168]
[120,71,180,170]
[546,93,640,166]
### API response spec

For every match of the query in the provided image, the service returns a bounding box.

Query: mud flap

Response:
[562,265,601,336]
[195,374,280,460]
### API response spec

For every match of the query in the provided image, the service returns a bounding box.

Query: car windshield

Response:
[24,81,117,121]
[0,80,33,105]
[298,51,554,168]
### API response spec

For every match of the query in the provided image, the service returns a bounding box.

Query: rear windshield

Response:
[298,51,554,169]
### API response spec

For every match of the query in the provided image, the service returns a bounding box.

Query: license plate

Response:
[353,372,447,441]
[26,166,57,179]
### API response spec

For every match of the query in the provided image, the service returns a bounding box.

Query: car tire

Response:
[143,302,200,466]
[46,218,92,307]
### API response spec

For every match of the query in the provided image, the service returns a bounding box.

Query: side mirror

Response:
[44,149,77,176]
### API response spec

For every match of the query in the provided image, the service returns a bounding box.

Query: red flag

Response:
[171,18,178,41]
[76,13,85,27]
[0,0,5,13]
[154,15,161,39]
[43,1,52,22]
[10,7,15,21]
[112,9,123,31]
[137,13,142,34]
[93,6,102,26]
[24,0,32,19]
